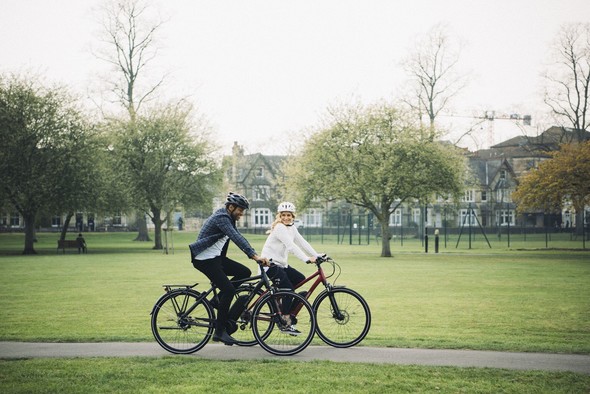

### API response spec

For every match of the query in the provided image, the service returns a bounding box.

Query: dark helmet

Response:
[225,192,250,209]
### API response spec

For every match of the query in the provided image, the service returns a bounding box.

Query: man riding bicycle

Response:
[189,192,269,345]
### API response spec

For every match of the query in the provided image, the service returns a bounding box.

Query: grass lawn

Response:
[0,231,589,393]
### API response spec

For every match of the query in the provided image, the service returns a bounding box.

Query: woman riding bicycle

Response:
[260,202,323,333]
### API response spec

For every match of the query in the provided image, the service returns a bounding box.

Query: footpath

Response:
[1,342,589,375]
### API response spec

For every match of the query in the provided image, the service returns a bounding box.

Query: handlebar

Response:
[306,254,330,265]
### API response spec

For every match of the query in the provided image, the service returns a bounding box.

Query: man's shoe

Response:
[212,331,237,346]
[209,296,219,309]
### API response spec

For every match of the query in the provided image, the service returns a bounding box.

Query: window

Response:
[459,209,477,226]
[303,209,322,227]
[113,212,122,226]
[389,209,402,226]
[462,190,475,202]
[499,170,507,180]
[254,208,271,227]
[481,191,487,202]
[413,208,421,224]
[255,167,264,178]
[497,210,514,226]
[10,212,20,227]
[496,188,511,203]
[51,216,61,227]
[253,186,270,201]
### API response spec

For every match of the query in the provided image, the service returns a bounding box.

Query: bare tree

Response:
[94,0,165,241]
[543,23,590,139]
[95,0,165,120]
[401,24,468,139]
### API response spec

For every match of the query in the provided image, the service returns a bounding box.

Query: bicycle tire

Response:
[151,289,214,354]
[229,285,265,347]
[251,291,316,356]
[313,287,371,348]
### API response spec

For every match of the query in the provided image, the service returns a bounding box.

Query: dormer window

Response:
[256,167,264,178]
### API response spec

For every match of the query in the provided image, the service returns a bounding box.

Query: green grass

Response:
[1,358,588,394]
[1,232,589,393]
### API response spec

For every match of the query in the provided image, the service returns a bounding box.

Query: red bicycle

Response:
[231,255,371,348]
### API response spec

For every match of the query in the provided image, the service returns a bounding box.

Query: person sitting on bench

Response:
[76,233,87,254]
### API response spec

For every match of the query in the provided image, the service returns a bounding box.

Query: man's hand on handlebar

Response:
[252,255,270,266]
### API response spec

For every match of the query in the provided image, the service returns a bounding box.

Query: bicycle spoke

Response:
[252,291,316,356]
[314,287,371,348]
[151,290,214,354]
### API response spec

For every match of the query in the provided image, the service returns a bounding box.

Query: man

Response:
[189,192,268,345]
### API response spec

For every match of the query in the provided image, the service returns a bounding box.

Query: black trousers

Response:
[266,265,306,315]
[193,256,251,333]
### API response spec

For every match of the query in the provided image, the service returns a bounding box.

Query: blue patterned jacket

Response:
[189,207,256,259]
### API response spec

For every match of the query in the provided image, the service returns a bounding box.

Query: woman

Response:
[261,202,321,333]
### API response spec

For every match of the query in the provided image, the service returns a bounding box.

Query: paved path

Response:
[1,342,589,374]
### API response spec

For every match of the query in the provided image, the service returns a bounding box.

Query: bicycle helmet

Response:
[225,192,250,209]
[277,201,296,213]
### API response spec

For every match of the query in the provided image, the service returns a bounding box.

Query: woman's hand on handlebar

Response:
[307,254,329,264]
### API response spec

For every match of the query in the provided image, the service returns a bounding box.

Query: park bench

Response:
[57,239,87,254]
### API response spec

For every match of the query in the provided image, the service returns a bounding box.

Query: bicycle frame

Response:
[294,259,344,318]
[166,262,283,327]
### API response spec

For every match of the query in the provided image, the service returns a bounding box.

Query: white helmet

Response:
[277,201,296,213]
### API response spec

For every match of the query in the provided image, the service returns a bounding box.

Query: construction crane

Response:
[439,111,532,149]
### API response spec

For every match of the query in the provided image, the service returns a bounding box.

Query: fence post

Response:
[435,228,439,253]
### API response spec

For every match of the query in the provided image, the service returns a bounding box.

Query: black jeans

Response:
[193,256,251,334]
[266,265,306,315]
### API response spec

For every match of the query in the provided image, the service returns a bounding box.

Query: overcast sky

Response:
[2,0,589,154]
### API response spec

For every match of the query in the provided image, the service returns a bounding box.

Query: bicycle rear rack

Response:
[162,283,199,292]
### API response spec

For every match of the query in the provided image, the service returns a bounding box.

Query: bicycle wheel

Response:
[151,289,214,354]
[252,291,316,356]
[228,285,264,347]
[313,287,371,348]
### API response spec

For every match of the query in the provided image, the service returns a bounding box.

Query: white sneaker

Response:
[279,325,301,336]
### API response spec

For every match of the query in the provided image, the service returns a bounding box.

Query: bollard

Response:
[434,228,440,253]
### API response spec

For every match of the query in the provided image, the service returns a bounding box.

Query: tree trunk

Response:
[60,212,74,241]
[151,208,163,250]
[23,212,37,255]
[134,211,151,242]
[380,220,392,257]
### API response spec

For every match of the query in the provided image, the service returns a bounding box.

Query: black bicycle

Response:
[150,261,317,356]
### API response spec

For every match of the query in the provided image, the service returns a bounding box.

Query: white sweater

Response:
[261,223,318,268]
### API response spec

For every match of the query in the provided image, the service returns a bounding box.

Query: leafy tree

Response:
[0,74,99,254]
[513,141,590,235]
[108,103,221,249]
[285,101,466,257]
[543,23,590,137]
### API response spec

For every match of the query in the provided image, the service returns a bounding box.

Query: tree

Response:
[513,141,590,236]
[401,24,468,139]
[108,102,221,249]
[0,74,99,254]
[95,0,165,241]
[285,101,466,257]
[543,23,590,138]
